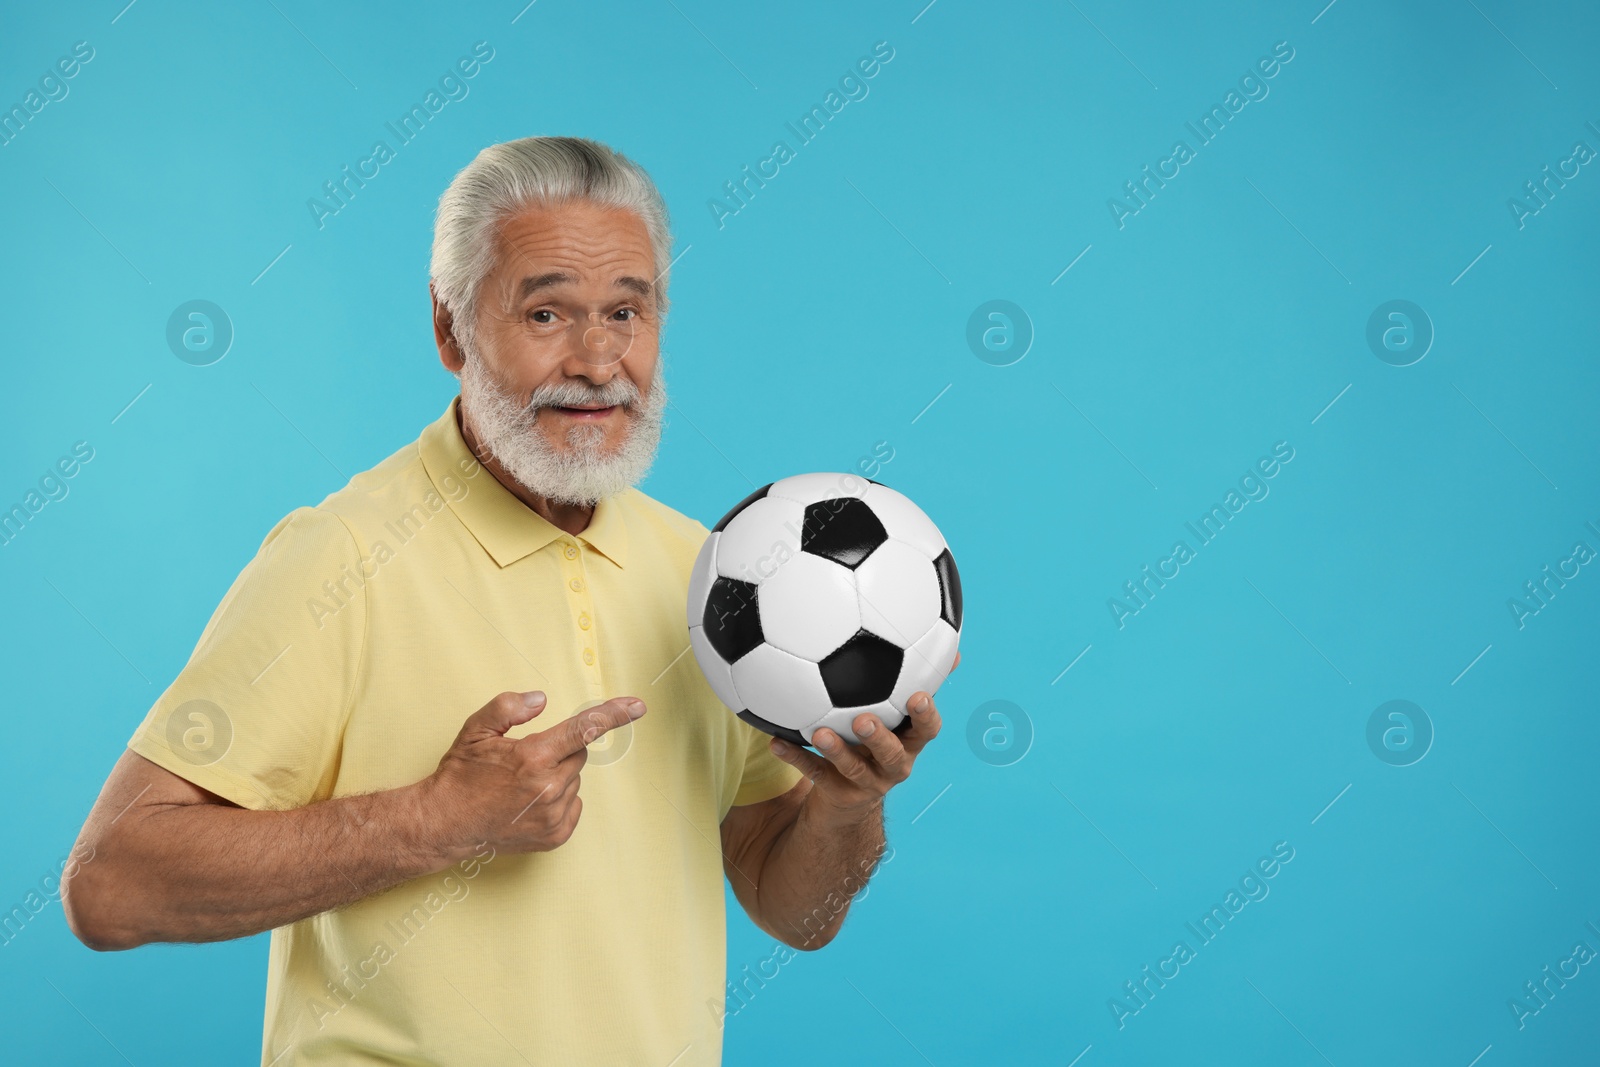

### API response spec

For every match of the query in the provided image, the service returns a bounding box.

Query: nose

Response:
[558,358,620,390]
[564,310,628,369]
[559,329,622,387]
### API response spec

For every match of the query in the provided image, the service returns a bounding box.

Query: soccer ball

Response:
[686,473,962,748]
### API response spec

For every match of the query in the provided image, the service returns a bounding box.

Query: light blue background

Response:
[2,0,1597,1063]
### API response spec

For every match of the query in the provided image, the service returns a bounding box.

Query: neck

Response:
[456,398,595,536]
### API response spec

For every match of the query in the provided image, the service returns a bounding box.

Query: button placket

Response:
[561,538,599,684]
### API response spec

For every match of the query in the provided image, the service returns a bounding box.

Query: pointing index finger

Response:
[539,698,646,760]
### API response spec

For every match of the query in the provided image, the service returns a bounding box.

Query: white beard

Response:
[457,346,668,507]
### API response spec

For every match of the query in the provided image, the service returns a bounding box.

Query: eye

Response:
[529,309,556,324]
[613,307,637,322]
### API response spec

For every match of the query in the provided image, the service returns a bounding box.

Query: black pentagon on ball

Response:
[702,576,763,662]
[801,498,888,569]
[818,629,904,707]
[712,482,773,533]
[737,708,810,748]
[933,547,962,630]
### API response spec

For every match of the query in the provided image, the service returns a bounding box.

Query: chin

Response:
[500,419,659,506]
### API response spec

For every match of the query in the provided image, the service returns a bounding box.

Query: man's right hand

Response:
[424,691,646,857]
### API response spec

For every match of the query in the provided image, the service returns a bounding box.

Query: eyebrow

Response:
[517,272,653,300]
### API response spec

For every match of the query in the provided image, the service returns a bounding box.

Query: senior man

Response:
[63,136,951,1066]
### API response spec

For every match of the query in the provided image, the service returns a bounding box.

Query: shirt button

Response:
[578,613,591,630]
[582,648,595,665]
[569,577,584,592]
[564,545,577,560]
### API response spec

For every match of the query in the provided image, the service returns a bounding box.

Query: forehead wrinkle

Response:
[498,213,650,264]
[513,269,653,301]
[484,210,655,313]
[501,237,650,283]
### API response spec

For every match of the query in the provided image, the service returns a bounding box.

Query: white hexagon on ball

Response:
[888,618,960,712]
[730,643,832,731]
[713,495,806,581]
[856,539,941,648]
[758,552,861,662]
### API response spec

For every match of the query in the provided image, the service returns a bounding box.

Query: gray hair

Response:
[430,136,674,351]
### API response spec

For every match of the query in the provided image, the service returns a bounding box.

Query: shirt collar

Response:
[419,396,629,570]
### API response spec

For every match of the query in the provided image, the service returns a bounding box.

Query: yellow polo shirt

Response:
[126,396,802,1066]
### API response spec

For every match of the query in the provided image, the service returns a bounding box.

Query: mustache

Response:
[525,378,641,412]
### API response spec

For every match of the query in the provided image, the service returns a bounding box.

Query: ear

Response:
[431,282,466,374]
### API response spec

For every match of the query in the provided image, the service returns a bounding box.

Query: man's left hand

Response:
[767,651,958,815]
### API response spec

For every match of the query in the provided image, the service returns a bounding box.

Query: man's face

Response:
[448,199,668,506]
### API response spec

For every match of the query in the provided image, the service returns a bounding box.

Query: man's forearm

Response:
[69,776,466,950]
[731,678,951,949]
[756,795,888,949]
[71,691,640,952]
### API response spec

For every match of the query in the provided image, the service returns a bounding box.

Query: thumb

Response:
[461,691,548,742]
[768,736,829,782]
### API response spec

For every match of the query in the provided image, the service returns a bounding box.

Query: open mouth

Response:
[550,404,618,419]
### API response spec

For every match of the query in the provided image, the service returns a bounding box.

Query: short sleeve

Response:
[730,717,804,807]
[125,506,365,811]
